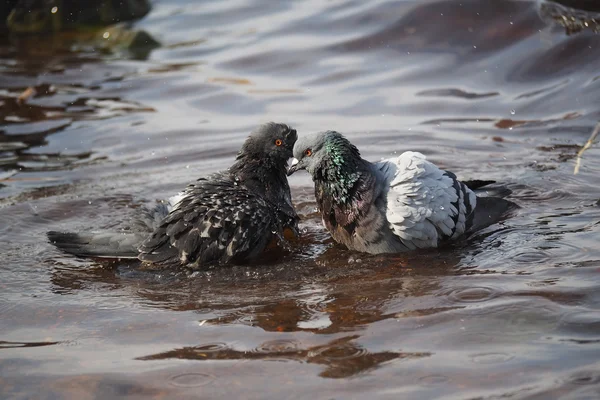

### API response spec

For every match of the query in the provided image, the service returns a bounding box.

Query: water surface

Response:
[2,0,600,398]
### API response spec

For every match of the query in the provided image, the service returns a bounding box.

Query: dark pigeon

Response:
[48,122,299,268]
[287,130,517,254]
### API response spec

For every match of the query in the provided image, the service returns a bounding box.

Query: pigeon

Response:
[48,122,299,268]
[287,130,517,254]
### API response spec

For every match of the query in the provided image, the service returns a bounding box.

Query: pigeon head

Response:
[238,122,297,163]
[287,130,361,177]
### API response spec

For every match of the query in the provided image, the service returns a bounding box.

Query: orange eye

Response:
[275,139,283,146]
[305,149,312,157]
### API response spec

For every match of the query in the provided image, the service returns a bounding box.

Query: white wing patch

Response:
[380,151,476,249]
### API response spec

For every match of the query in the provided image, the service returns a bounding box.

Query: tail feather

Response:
[47,231,145,259]
[470,197,519,233]
[463,179,496,191]
[464,180,514,198]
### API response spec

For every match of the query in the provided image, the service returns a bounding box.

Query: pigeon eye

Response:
[305,149,312,157]
[275,139,283,146]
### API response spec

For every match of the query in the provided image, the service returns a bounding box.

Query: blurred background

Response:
[1,0,600,398]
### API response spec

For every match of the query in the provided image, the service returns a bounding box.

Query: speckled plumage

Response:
[48,122,299,268]
[288,131,517,254]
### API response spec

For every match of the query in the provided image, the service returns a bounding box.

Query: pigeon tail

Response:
[463,179,496,191]
[47,231,144,259]
[469,196,519,233]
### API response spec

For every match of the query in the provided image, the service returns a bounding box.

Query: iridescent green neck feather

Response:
[316,133,365,204]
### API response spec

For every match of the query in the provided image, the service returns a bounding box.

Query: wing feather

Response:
[379,151,476,249]
[138,174,274,268]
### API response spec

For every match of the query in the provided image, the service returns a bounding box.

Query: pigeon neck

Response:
[316,149,371,206]
[314,155,377,234]
[230,153,290,204]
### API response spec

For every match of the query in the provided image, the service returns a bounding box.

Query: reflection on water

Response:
[137,335,428,379]
[2,0,600,398]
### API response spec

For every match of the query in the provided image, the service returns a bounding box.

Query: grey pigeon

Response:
[287,131,517,254]
[48,122,299,268]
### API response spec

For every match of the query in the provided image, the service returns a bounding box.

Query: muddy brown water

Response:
[2,0,600,399]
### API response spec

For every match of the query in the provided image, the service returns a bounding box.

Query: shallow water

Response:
[2,0,600,398]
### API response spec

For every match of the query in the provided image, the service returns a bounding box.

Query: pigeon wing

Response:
[377,151,476,250]
[138,174,274,268]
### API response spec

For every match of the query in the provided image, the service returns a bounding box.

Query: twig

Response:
[574,122,600,175]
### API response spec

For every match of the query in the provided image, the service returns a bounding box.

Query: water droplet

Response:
[151,151,155,156]
[510,109,516,115]
[51,6,58,13]
[186,165,190,169]
[102,31,110,39]
[88,201,92,205]
[439,206,445,210]
[473,45,477,49]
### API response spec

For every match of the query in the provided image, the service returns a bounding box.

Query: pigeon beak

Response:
[289,223,300,237]
[287,158,301,176]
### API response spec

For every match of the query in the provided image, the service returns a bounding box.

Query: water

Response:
[2,0,600,398]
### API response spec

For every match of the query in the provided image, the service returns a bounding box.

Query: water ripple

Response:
[447,286,500,303]
[564,370,600,386]
[0,340,60,349]
[255,339,302,353]
[469,352,515,364]
[169,373,215,388]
